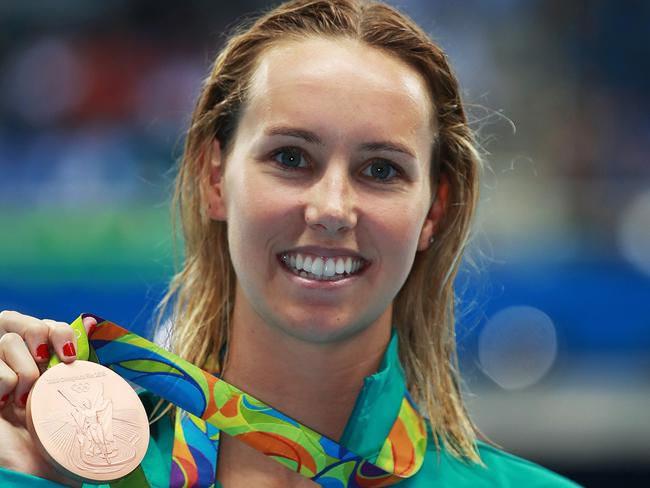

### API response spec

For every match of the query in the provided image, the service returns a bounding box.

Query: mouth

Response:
[277,251,370,283]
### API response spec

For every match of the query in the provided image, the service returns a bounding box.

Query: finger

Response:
[23,320,51,364]
[0,333,40,408]
[37,359,48,376]
[0,311,51,363]
[43,320,77,363]
[45,316,97,338]
[0,360,18,409]
[38,316,96,373]
[83,316,98,336]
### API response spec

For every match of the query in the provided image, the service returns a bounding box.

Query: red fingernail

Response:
[36,343,50,360]
[62,341,76,357]
[19,392,28,407]
[1,394,8,403]
[88,323,97,337]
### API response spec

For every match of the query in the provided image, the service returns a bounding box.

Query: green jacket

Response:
[0,331,582,487]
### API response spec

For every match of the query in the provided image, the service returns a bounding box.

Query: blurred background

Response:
[0,0,648,485]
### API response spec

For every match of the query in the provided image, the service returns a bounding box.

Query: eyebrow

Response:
[264,125,416,159]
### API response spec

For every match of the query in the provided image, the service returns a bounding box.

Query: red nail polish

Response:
[62,341,76,357]
[19,392,28,407]
[88,323,96,337]
[36,343,50,360]
[0,394,8,403]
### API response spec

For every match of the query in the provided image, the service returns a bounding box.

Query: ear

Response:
[417,173,450,251]
[205,138,227,221]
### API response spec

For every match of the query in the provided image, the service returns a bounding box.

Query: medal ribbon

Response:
[75,314,427,487]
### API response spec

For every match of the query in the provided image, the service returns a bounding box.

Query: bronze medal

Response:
[26,360,150,483]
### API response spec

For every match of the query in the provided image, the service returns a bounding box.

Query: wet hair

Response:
[157,0,485,463]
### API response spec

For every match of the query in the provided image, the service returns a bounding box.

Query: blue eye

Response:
[271,147,308,170]
[363,160,400,183]
[269,148,401,184]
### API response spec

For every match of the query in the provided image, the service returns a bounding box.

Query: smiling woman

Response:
[155,1,581,485]
[0,0,581,487]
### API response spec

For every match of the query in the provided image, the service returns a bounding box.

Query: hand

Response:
[0,310,97,485]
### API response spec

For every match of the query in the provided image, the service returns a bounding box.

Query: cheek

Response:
[226,172,298,267]
[368,199,427,272]
[372,201,422,250]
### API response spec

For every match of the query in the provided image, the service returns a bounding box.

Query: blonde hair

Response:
[157,0,486,464]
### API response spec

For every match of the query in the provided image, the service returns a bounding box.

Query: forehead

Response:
[242,37,434,140]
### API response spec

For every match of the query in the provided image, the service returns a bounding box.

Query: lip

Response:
[276,254,368,290]
[278,245,368,261]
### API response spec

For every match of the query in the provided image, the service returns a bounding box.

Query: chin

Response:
[270,313,369,345]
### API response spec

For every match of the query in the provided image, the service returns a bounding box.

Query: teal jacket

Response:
[0,331,582,487]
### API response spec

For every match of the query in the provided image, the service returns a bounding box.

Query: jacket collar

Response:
[339,327,407,462]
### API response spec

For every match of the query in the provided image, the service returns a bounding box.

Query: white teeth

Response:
[311,257,324,277]
[303,255,313,273]
[324,258,336,277]
[282,252,365,279]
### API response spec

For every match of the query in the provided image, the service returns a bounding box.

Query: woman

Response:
[0,0,580,486]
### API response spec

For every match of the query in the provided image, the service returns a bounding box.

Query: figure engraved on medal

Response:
[27,360,150,482]
[37,380,142,474]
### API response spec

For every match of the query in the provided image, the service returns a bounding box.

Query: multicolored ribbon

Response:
[77,314,427,487]
[172,409,220,487]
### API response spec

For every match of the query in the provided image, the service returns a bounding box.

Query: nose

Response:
[304,163,358,237]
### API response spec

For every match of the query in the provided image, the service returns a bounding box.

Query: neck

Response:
[221,291,392,440]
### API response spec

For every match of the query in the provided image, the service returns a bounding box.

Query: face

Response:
[208,37,445,344]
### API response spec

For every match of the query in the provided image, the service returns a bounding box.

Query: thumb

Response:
[82,316,98,337]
